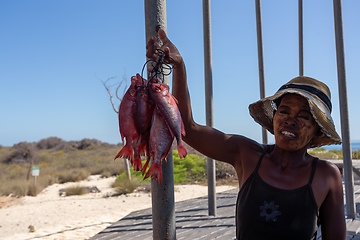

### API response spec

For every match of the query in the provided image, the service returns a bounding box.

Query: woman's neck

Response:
[270,144,311,170]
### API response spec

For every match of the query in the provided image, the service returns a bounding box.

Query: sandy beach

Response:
[0,175,236,240]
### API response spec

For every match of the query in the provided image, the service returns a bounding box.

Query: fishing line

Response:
[141,48,173,86]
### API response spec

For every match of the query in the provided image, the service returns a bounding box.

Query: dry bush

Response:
[0,179,28,196]
[62,185,88,196]
[112,178,141,195]
[0,139,124,197]
[27,184,40,196]
[215,161,236,180]
[57,169,90,184]
[2,142,38,164]
[0,175,48,197]
[37,137,64,150]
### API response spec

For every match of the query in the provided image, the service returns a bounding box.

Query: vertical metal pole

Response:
[144,0,176,238]
[255,0,268,144]
[202,0,217,216]
[124,159,131,181]
[333,0,355,219]
[298,0,304,76]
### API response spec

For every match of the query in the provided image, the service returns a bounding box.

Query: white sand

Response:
[0,175,236,240]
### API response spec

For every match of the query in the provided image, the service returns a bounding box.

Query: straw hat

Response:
[249,76,341,148]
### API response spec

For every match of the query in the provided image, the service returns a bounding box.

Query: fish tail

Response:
[134,135,148,157]
[133,157,143,171]
[177,141,187,159]
[139,140,147,156]
[114,145,134,164]
[133,148,143,171]
[142,157,150,175]
[144,162,162,184]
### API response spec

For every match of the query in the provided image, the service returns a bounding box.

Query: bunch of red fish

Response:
[115,74,187,184]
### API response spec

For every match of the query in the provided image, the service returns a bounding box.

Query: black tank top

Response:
[236,146,319,240]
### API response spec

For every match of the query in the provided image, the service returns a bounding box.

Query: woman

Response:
[146,29,346,240]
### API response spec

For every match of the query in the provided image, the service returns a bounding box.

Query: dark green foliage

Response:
[116,167,151,183]
[2,142,38,164]
[37,137,64,150]
[173,151,207,183]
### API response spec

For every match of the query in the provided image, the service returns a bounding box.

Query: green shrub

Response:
[308,148,341,159]
[353,150,360,159]
[173,151,206,183]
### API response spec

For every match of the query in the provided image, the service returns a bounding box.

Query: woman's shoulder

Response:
[314,158,343,185]
[317,159,342,175]
[224,135,267,167]
[233,136,269,157]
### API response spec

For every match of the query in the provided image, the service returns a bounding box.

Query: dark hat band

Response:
[278,83,332,112]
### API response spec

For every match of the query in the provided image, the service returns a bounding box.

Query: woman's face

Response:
[273,94,320,151]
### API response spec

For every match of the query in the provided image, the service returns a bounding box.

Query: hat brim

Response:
[249,89,341,148]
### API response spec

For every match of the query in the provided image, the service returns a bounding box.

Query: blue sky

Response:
[1,1,359,147]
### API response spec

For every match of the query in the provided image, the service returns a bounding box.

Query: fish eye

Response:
[130,89,136,95]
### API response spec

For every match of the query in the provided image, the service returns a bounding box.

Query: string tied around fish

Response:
[140,48,174,87]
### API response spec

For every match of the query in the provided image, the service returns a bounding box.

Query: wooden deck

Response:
[89,189,238,240]
[90,181,360,240]
[90,160,360,239]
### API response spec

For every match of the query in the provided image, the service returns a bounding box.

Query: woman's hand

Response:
[146,28,183,67]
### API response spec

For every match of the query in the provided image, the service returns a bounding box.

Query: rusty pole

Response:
[202,0,217,216]
[144,0,176,238]
[333,0,355,219]
[255,0,268,144]
[298,0,304,76]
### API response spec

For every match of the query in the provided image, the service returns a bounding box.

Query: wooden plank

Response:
[347,219,360,235]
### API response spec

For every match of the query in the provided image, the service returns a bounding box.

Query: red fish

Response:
[144,107,174,184]
[148,82,187,158]
[135,74,155,160]
[115,75,143,171]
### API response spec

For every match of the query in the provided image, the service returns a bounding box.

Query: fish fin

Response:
[180,118,186,136]
[177,141,187,159]
[170,94,179,104]
[114,145,134,164]
[131,75,137,84]
[144,162,162,184]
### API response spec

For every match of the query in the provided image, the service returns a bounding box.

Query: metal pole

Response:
[255,0,268,144]
[144,0,176,238]
[333,0,355,219]
[202,0,217,216]
[298,0,304,76]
